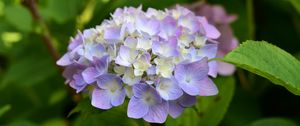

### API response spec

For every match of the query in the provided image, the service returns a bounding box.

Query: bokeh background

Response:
[0,0,299,126]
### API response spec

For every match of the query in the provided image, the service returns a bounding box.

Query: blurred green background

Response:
[0,0,299,126]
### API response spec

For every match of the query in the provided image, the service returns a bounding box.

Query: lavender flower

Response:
[128,83,169,123]
[57,6,224,123]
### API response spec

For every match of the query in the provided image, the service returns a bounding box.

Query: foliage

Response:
[223,41,300,95]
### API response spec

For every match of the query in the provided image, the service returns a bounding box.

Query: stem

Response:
[21,0,61,70]
[21,0,80,102]
[246,0,255,39]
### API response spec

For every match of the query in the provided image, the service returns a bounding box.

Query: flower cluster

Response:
[185,2,239,75]
[57,6,221,123]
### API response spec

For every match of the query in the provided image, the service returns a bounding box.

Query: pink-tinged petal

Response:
[110,88,126,106]
[104,27,121,40]
[127,96,149,118]
[57,53,73,66]
[178,93,196,107]
[208,61,218,78]
[168,101,184,118]
[211,5,237,23]
[143,100,168,123]
[82,67,99,84]
[198,77,218,96]
[91,88,112,109]
[198,17,220,39]
[217,61,236,76]
[156,78,183,100]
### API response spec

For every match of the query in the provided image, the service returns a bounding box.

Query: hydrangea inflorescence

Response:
[57,6,222,123]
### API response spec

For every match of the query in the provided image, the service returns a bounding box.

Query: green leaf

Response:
[0,56,57,89]
[289,0,300,14]
[71,98,140,126]
[4,5,32,32]
[46,0,82,23]
[73,108,140,126]
[249,118,298,126]
[68,98,102,118]
[7,120,38,126]
[223,41,300,95]
[165,76,235,126]
[0,104,11,118]
[42,118,66,126]
[48,89,67,105]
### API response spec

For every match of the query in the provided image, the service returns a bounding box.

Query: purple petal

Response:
[175,57,209,80]
[178,13,200,33]
[63,63,85,83]
[158,16,178,39]
[147,65,156,75]
[156,78,183,100]
[136,15,160,36]
[178,93,196,107]
[152,37,179,57]
[91,88,112,109]
[132,83,151,98]
[143,100,169,123]
[198,17,220,39]
[82,67,99,84]
[104,27,121,40]
[96,74,122,90]
[68,31,83,50]
[69,73,87,93]
[115,46,138,67]
[81,43,106,61]
[208,61,218,78]
[57,53,73,66]
[127,96,149,118]
[198,77,218,96]
[175,58,209,95]
[199,44,218,59]
[133,83,162,105]
[217,61,236,76]
[176,78,201,96]
[93,55,109,75]
[168,101,184,118]
[110,88,126,106]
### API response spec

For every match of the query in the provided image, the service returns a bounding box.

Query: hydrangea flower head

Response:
[57,6,221,123]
